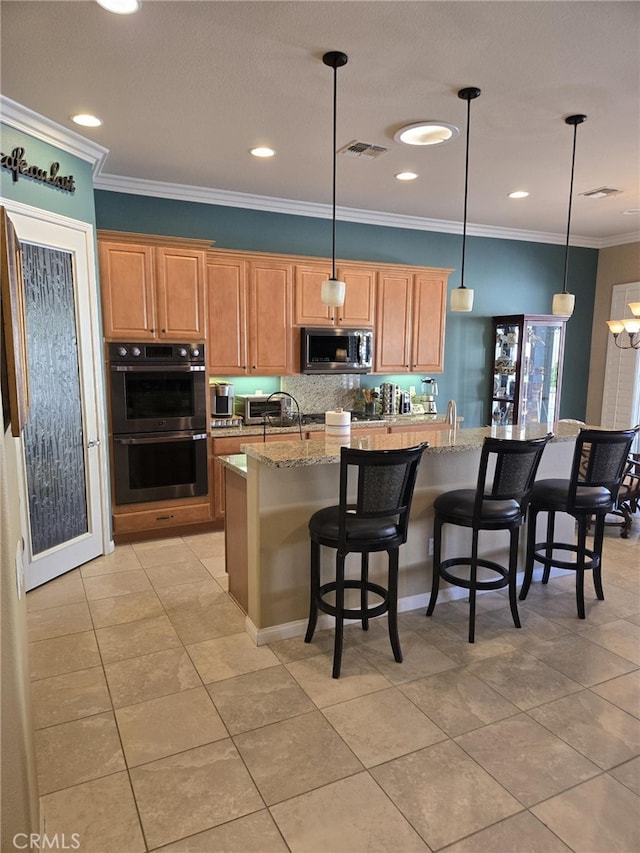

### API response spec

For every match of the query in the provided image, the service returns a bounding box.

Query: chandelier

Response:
[607,302,640,349]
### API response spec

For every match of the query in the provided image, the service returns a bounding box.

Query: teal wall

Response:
[94,190,598,427]
[1,123,97,226]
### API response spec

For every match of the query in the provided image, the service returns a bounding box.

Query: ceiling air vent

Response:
[338,140,389,159]
[580,186,623,199]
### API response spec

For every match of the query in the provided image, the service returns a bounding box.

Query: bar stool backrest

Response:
[474,434,552,520]
[338,443,428,546]
[569,427,639,510]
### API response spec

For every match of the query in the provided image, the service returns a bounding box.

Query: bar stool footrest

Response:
[532,541,599,572]
[316,580,389,621]
[440,557,509,591]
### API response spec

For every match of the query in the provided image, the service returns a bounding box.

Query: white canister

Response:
[325,408,351,439]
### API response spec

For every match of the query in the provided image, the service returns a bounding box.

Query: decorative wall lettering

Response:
[0,147,76,193]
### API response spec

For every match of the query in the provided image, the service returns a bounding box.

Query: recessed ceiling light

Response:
[622,209,640,215]
[394,121,459,146]
[508,191,530,199]
[71,114,103,127]
[250,147,276,158]
[396,172,418,181]
[96,0,141,13]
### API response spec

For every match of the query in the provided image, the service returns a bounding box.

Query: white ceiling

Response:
[1,0,639,246]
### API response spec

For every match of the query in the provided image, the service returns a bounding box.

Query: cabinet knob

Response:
[150,328,155,334]
[161,328,167,334]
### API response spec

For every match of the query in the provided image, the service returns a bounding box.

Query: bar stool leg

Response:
[426,517,443,616]
[592,515,605,600]
[520,508,538,601]
[305,540,320,643]
[575,516,588,619]
[542,511,555,584]
[468,530,479,643]
[508,528,521,629]
[333,552,346,678]
[361,552,369,631]
[387,549,403,663]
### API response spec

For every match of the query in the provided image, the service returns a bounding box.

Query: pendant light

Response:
[450,87,481,313]
[552,113,587,317]
[320,50,348,308]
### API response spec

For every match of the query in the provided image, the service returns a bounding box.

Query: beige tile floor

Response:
[28,520,640,852]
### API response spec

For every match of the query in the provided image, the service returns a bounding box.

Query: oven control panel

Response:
[109,342,205,366]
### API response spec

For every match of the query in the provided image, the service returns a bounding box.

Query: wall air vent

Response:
[580,186,623,199]
[338,140,389,159]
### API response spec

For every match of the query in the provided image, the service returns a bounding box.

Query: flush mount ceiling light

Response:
[250,147,276,158]
[320,50,349,308]
[552,114,587,318]
[394,121,459,146]
[396,172,418,181]
[96,0,141,13]
[71,113,103,127]
[450,87,481,313]
[508,191,530,199]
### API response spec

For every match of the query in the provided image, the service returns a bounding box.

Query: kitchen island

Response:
[219,422,581,644]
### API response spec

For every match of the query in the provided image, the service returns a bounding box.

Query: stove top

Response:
[302,412,385,424]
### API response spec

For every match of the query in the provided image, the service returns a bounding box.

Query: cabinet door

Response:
[410,274,447,372]
[155,247,206,339]
[336,266,375,327]
[248,260,293,374]
[98,241,156,339]
[206,256,248,374]
[294,264,333,326]
[374,271,412,372]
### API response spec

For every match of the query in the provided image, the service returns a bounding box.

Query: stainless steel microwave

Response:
[301,327,373,374]
[236,394,293,425]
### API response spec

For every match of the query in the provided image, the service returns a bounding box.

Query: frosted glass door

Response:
[21,243,88,554]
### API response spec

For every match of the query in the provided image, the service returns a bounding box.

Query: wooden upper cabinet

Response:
[248,259,293,375]
[375,268,450,373]
[375,271,413,372]
[155,247,206,339]
[98,233,211,341]
[294,263,375,327]
[206,255,248,373]
[411,273,447,373]
[294,264,333,326]
[98,241,156,339]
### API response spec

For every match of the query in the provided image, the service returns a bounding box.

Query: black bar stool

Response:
[305,443,428,678]
[520,426,638,617]
[427,434,552,643]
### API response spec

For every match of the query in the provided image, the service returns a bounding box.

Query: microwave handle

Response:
[114,432,207,445]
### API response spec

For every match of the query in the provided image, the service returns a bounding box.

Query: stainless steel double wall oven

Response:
[108,342,208,505]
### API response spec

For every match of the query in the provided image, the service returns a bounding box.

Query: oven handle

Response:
[114,432,208,445]
[111,364,205,372]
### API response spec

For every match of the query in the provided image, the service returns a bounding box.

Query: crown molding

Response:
[94,172,616,249]
[0,96,109,177]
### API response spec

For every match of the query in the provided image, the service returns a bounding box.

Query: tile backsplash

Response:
[281,375,362,414]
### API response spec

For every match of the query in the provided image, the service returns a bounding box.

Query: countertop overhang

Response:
[241,422,582,469]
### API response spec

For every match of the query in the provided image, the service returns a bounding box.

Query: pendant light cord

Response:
[331,62,338,281]
[460,95,471,291]
[561,114,587,297]
[562,123,578,296]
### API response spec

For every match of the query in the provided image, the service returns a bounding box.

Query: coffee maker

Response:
[421,378,438,414]
[211,381,234,417]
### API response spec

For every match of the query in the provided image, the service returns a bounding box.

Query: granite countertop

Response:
[210,413,455,438]
[241,422,581,469]
[217,453,248,477]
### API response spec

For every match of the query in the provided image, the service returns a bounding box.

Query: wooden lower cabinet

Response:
[112,497,213,540]
[224,466,248,612]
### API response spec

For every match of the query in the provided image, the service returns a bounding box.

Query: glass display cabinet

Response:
[491,315,567,426]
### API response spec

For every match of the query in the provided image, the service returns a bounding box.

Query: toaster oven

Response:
[237,394,293,425]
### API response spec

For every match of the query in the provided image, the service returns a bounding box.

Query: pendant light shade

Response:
[320,50,348,308]
[552,113,587,317]
[451,86,481,313]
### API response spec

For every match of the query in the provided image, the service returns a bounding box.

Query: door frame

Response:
[3,199,112,588]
